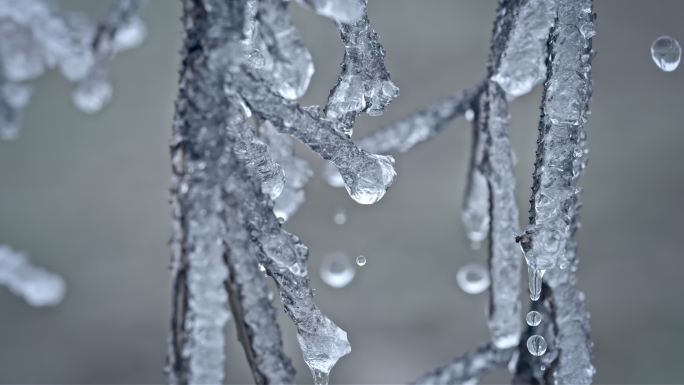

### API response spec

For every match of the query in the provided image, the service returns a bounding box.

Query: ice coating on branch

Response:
[462,97,490,246]
[323,0,399,136]
[0,245,65,306]
[222,180,296,384]
[0,0,146,138]
[183,212,231,385]
[414,343,515,385]
[490,0,557,97]
[255,0,314,99]
[231,124,286,201]
[480,82,522,349]
[521,0,594,274]
[232,70,396,204]
[359,84,484,154]
[260,122,312,221]
[223,159,351,383]
[322,85,482,189]
[295,0,365,24]
[519,0,595,382]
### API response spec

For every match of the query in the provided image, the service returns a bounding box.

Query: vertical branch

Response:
[518,0,595,383]
[481,81,522,349]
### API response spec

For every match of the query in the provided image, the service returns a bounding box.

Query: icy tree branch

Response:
[413,343,516,385]
[322,0,399,136]
[517,0,595,383]
[0,245,65,307]
[480,81,522,349]
[0,0,146,139]
[232,70,396,205]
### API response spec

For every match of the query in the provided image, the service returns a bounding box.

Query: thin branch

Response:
[413,343,515,385]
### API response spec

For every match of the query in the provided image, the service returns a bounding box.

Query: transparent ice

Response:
[651,36,681,72]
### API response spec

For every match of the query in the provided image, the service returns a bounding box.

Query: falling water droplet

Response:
[528,266,546,301]
[456,263,490,294]
[651,36,681,72]
[333,209,347,225]
[311,368,330,385]
[526,335,547,356]
[355,255,366,266]
[320,252,356,288]
[464,109,475,122]
[526,310,542,327]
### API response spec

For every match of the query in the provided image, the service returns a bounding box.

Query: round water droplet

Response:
[319,252,355,288]
[526,335,547,356]
[456,263,490,294]
[464,109,475,122]
[355,255,366,266]
[651,36,681,72]
[340,154,396,205]
[526,310,542,327]
[333,209,347,225]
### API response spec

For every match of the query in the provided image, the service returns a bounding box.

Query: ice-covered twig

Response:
[488,0,556,97]
[461,94,490,246]
[0,0,146,139]
[222,194,296,384]
[0,245,65,307]
[168,1,248,383]
[480,81,522,349]
[413,343,515,385]
[322,0,399,136]
[260,121,313,221]
[516,0,595,382]
[254,0,314,100]
[519,0,595,297]
[232,70,396,205]
[222,150,350,384]
[358,83,485,155]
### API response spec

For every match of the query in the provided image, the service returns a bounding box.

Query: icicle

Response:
[462,96,489,246]
[0,245,65,306]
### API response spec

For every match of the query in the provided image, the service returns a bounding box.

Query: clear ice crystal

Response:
[526,310,542,327]
[651,36,681,72]
[526,335,547,356]
[456,263,490,295]
[261,121,312,221]
[490,0,556,96]
[324,1,399,136]
[0,245,65,307]
[255,0,315,100]
[319,251,356,288]
[295,0,365,24]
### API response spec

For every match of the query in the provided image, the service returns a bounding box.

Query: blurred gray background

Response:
[1,0,683,383]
